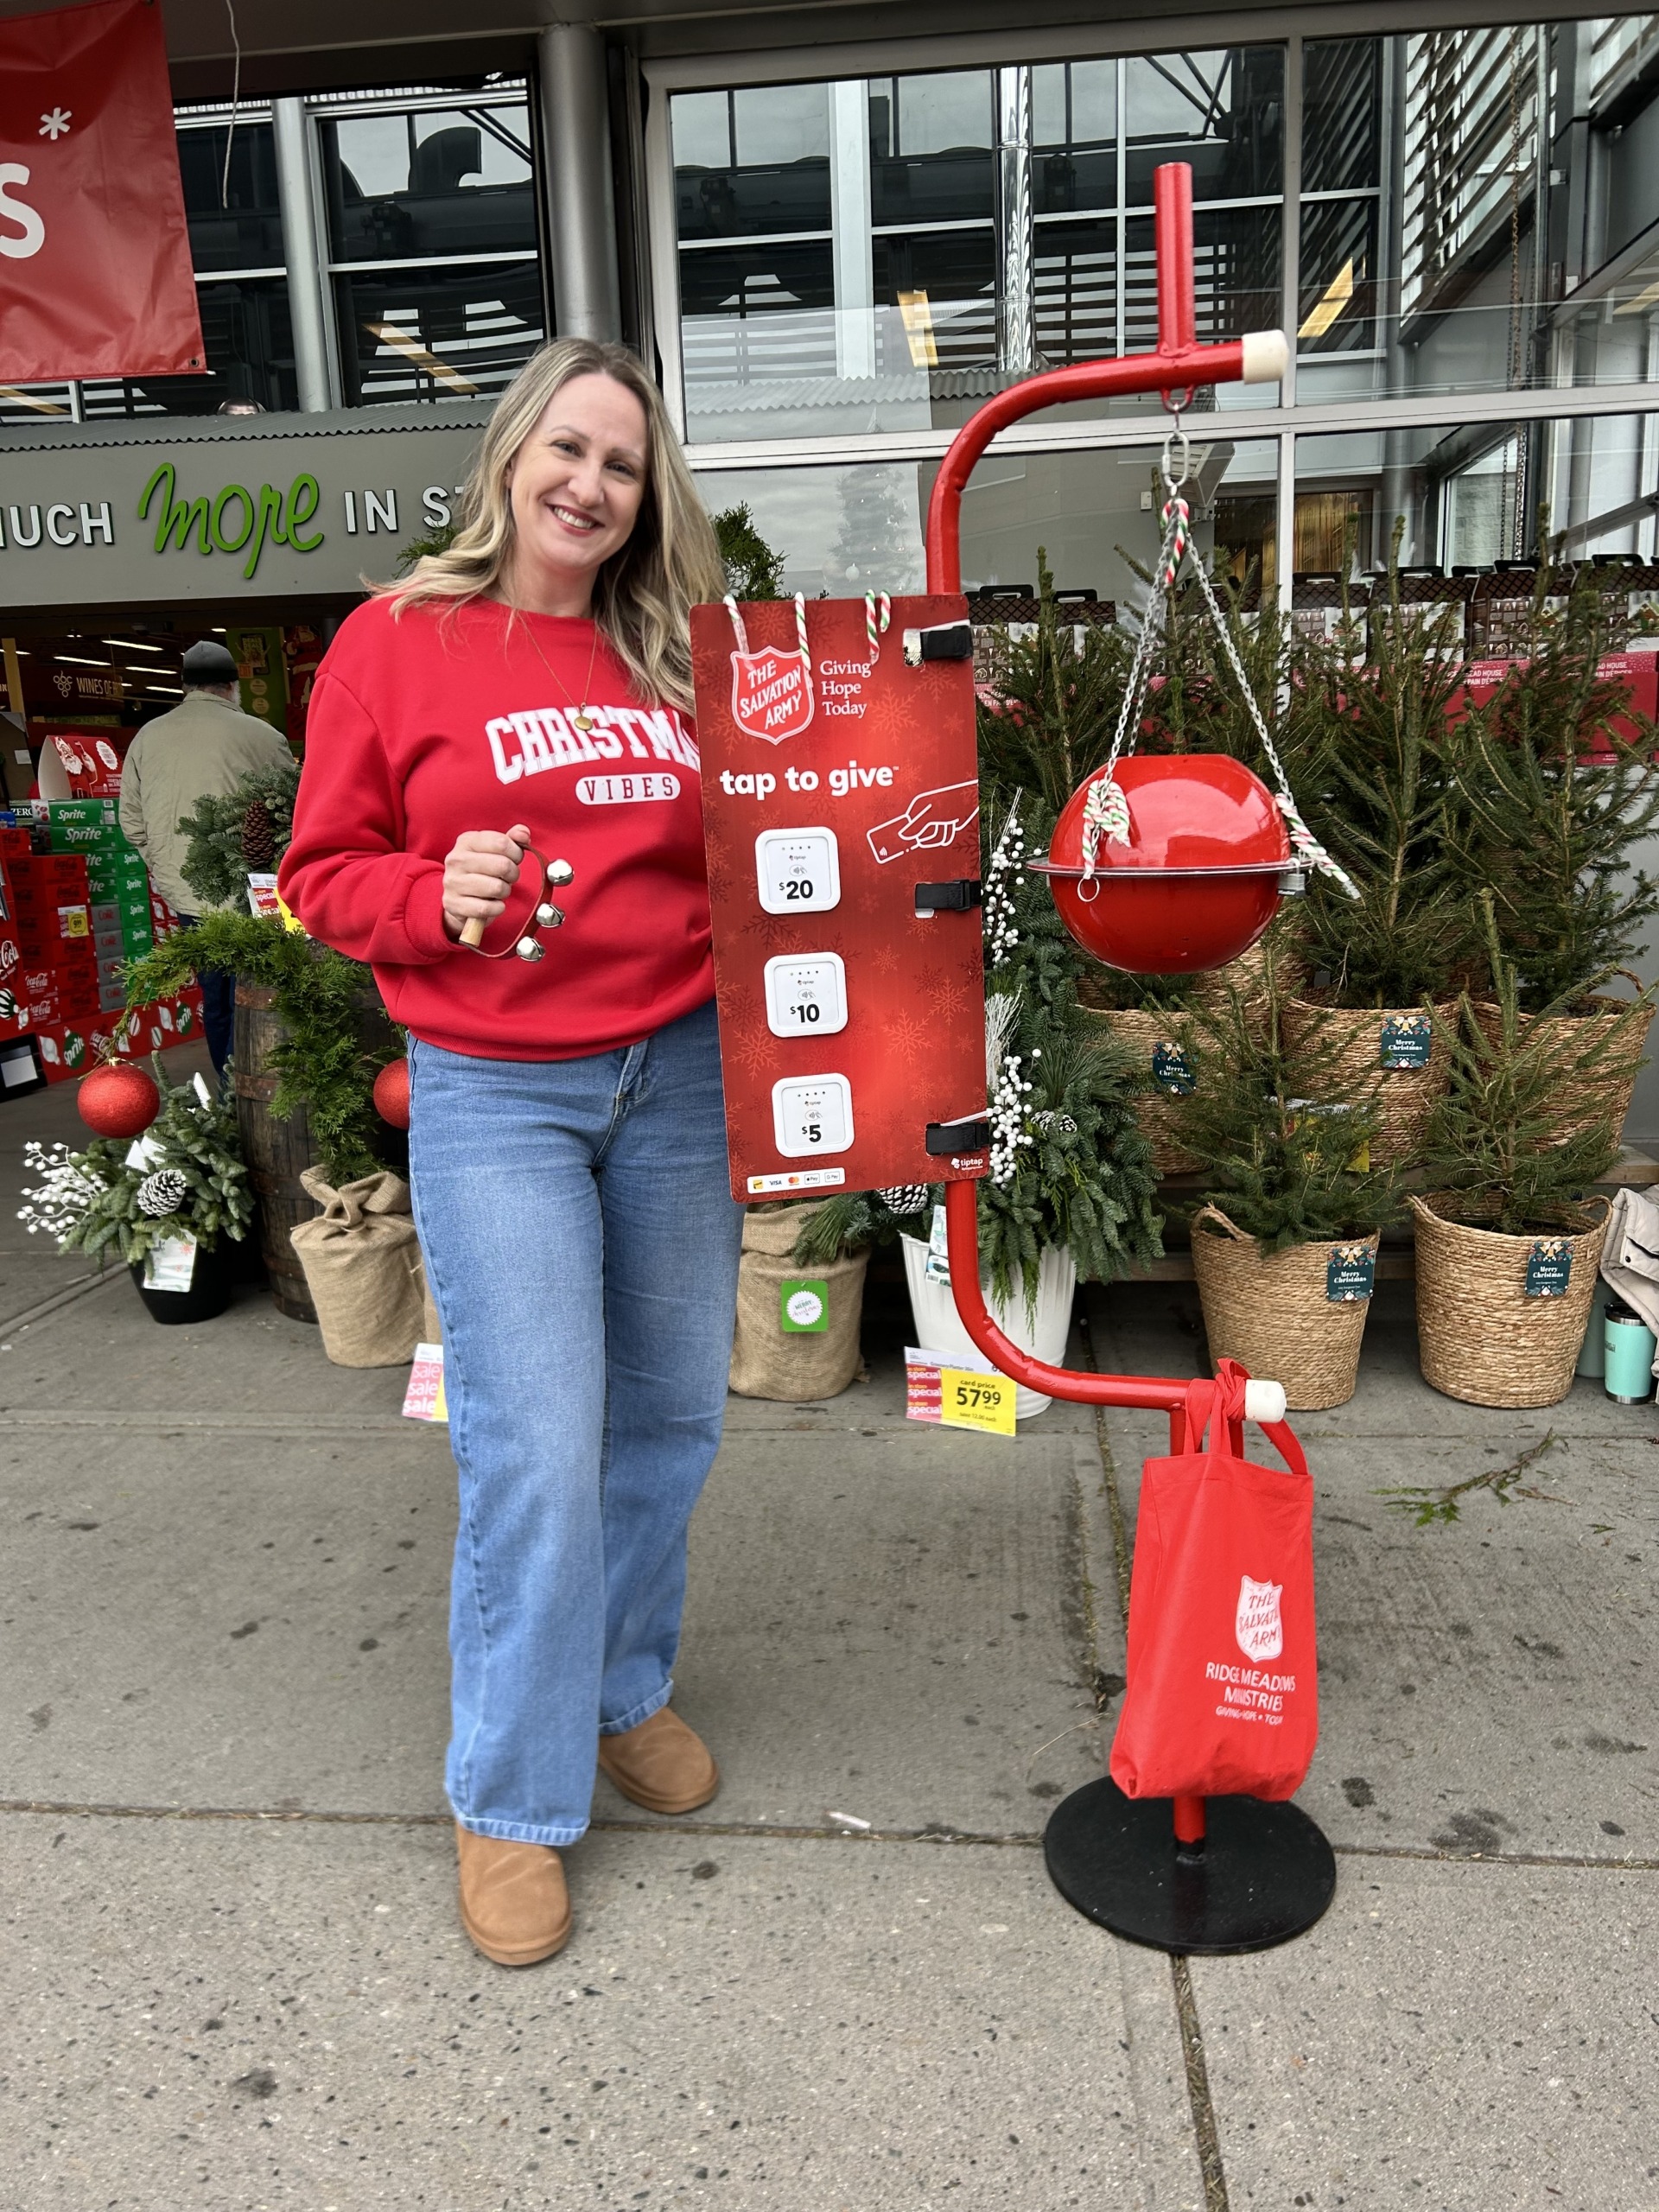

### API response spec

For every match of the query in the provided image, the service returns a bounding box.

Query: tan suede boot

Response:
[455,1823,572,1967]
[597,1707,719,1815]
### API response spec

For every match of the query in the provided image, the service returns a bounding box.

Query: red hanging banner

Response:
[0,0,205,385]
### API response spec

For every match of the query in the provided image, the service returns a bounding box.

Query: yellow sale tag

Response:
[938,1366,1017,1438]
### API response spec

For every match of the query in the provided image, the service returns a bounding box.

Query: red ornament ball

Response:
[1047,754,1291,975]
[76,1060,162,1140]
[373,1057,411,1131]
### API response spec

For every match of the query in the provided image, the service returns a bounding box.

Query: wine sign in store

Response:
[690,595,989,1201]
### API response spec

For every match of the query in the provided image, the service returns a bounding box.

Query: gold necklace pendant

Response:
[572,709,595,733]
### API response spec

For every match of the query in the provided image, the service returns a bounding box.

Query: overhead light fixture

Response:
[365,321,480,396]
[1298,260,1355,341]
[106,638,164,652]
[54,653,117,669]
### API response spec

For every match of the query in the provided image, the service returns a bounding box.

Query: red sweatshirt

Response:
[278,595,715,1060]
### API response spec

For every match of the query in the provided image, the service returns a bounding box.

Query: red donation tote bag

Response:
[1110,1360,1319,1802]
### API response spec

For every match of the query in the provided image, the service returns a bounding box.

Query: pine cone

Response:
[137,1168,188,1217]
[240,799,276,872]
[878,1185,931,1215]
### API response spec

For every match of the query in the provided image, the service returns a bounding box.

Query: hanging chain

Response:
[1079,422,1361,901]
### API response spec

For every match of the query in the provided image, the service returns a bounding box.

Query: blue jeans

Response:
[408,1000,742,1846]
[177,915,234,1077]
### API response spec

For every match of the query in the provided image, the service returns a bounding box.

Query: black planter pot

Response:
[129,1236,237,1325]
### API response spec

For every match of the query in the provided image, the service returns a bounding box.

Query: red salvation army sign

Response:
[0,0,204,384]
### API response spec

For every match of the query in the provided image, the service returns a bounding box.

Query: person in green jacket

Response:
[118,639,292,1073]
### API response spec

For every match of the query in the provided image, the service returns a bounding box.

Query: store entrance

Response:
[0,594,359,805]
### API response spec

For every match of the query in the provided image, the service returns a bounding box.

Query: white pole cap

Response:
[1243,1377,1288,1425]
[1240,329,1291,384]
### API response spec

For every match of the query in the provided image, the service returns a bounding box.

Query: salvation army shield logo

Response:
[1235,1574,1284,1662]
[730,644,814,745]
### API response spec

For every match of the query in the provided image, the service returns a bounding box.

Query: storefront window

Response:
[319,105,537,263]
[691,436,1279,607]
[320,96,544,407]
[333,260,544,405]
[671,47,1286,444]
[1295,412,1659,581]
[178,121,286,273]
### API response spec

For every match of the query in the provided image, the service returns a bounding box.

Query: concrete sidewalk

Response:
[1,1058,1655,2209]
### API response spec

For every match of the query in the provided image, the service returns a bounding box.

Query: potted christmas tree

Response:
[1411,900,1621,1408]
[1179,962,1403,1409]
[1449,568,1659,1149]
[1283,558,1480,1163]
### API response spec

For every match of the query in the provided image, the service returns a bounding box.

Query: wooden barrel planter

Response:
[232,982,320,1323]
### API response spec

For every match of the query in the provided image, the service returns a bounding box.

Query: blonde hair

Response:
[379,339,722,715]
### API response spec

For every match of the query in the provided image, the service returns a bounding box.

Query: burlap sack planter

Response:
[1076,999,1202,1173]
[728,1201,869,1402]
[1284,1000,1456,1165]
[1409,1192,1611,1408]
[1189,1204,1377,1411]
[289,1166,428,1367]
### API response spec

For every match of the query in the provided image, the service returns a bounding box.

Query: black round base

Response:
[1044,1777,1336,1955]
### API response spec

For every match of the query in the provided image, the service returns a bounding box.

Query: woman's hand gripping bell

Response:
[442,825,532,945]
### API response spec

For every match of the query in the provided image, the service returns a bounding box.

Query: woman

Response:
[278,339,741,1967]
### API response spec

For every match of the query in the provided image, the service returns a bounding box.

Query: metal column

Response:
[272,97,334,413]
[537,23,623,343]
[830,79,875,383]
[996,65,1038,379]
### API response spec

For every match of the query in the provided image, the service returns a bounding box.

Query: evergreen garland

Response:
[121,912,402,1185]
[177,755,302,910]
[22,1059,253,1266]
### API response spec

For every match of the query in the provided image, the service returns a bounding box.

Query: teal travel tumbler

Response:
[1604,1302,1656,1404]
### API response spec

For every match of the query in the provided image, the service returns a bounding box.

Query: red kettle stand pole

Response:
[929,163,1336,1957]
[930,162,1289,1444]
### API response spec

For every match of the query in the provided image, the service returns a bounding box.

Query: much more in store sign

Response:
[0,416,486,605]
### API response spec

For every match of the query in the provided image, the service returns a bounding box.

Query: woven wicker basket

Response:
[1076,999,1201,1173]
[1409,1192,1611,1408]
[1190,1204,1378,1410]
[1188,920,1306,1020]
[1472,992,1654,1150]
[1284,1000,1455,1165]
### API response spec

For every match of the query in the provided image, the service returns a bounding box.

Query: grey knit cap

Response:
[180,639,239,685]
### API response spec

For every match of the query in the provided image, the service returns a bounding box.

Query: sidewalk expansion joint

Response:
[1332,1839,1659,1872]
[0,1408,434,1434]
[0,1266,126,1338]
[1080,1311,1232,2212]
[1172,1955,1231,2212]
[0,1798,1043,1848]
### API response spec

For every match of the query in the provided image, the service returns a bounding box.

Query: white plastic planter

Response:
[900,1234,1078,1420]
